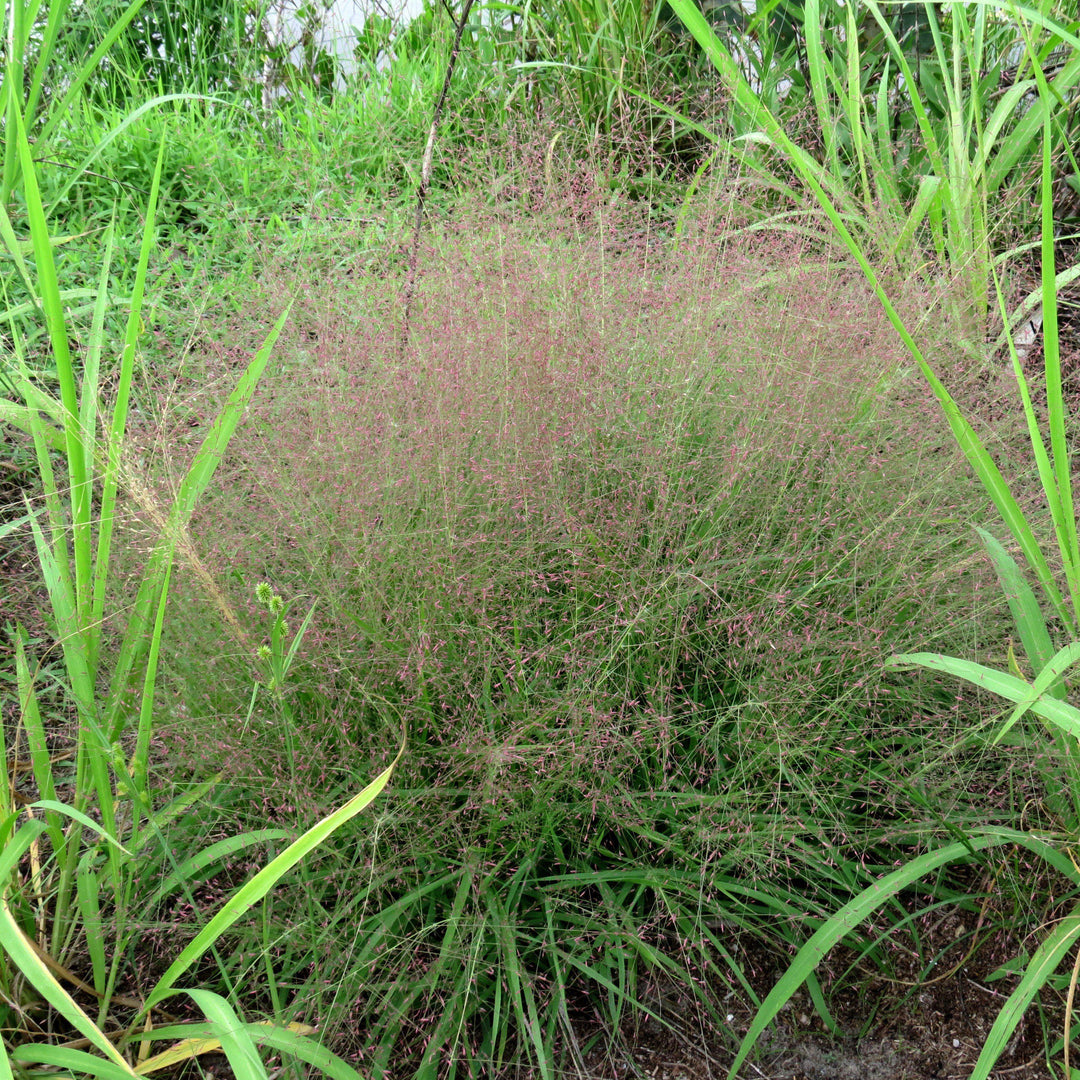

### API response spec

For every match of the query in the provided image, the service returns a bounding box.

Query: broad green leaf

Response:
[976,527,1057,687]
[130,1019,361,1080]
[12,1046,137,1080]
[888,650,1080,742]
[187,991,266,1080]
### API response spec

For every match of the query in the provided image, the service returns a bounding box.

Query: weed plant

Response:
[122,203,1024,1074]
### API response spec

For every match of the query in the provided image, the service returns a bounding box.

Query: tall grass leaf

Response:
[984,52,1080,195]
[0,1030,14,1080]
[92,138,166,674]
[803,0,838,180]
[888,651,1080,742]
[25,499,120,896]
[0,899,138,1073]
[77,223,116,512]
[130,559,171,798]
[139,831,291,912]
[970,900,1080,1080]
[28,801,129,854]
[667,0,1069,630]
[13,106,89,616]
[1034,78,1080,620]
[76,851,106,992]
[0,817,48,880]
[870,57,901,214]
[186,991,267,1080]
[33,0,148,147]
[998,638,1080,742]
[24,504,100,744]
[104,304,292,740]
[45,94,230,215]
[725,832,1007,1080]
[487,889,551,1080]
[143,745,403,1012]
[227,1022,364,1080]
[0,198,40,299]
[2,0,29,199]
[0,401,64,452]
[890,174,943,264]
[132,1021,363,1080]
[14,631,64,856]
[12,1046,140,1080]
[976,526,1058,687]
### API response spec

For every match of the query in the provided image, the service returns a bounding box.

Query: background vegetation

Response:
[2,1,1079,1077]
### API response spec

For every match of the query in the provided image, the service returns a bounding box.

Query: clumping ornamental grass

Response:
[127,202,1023,1075]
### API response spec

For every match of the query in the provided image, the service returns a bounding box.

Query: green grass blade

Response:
[77,223,115,515]
[228,1022,365,1080]
[0,400,64,453]
[144,743,403,1012]
[104,304,292,740]
[888,650,1080,742]
[666,0,1070,630]
[802,0,838,180]
[12,1046,138,1080]
[970,899,1080,1080]
[889,173,942,264]
[0,196,41,299]
[129,1022,365,1080]
[76,851,106,993]
[186,991,267,1080]
[0,818,49,882]
[1033,68,1080,623]
[0,898,137,1073]
[128,557,171,801]
[14,630,65,857]
[13,105,90,625]
[92,137,167,673]
[726,832,1007,1080]
[985,52,1080,195]
[29,801,129,855]
[34,0,149,148]
[976,526,1057,685]
[138,831,291,913]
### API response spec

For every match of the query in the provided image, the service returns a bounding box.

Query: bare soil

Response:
[581,906,1061,1080]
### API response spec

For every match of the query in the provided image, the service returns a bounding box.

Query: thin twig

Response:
[399,0,477,363]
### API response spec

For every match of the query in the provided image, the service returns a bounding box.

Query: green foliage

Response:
[4,0,1080,1074]
[669,2,1080,1075]
[53,0,254,99]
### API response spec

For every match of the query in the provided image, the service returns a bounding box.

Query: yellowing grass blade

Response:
[134,1020,316,1075]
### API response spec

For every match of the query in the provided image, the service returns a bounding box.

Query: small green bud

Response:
[255,582,274,607]
[257,644,272,662]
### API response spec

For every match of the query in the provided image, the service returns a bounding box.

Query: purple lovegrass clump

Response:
[127,199,1019,1072]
